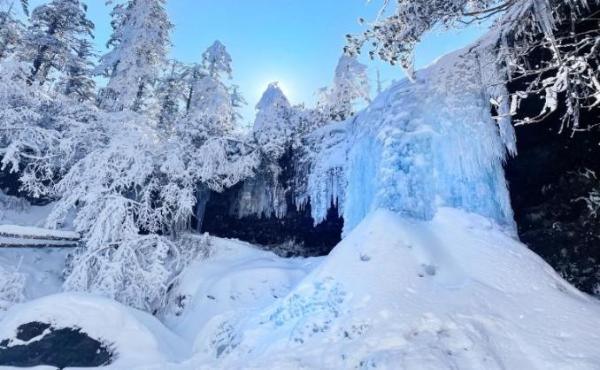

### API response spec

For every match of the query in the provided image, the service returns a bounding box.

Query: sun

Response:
[258,78,294,101]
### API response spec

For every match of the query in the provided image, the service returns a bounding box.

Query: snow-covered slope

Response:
[186,208,600,369]
[2,210,600,369]
[0,293,190,368]
[183,208,600,369]
[162,237,322,349]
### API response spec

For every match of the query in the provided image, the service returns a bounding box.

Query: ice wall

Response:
[307,48,516,234]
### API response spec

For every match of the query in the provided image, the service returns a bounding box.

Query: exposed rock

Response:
[0,321,113,368]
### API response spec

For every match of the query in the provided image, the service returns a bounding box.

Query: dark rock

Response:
[0,321,113,368]
[15,322,51,341]
[200,147,343,257]
[505,119,600,295]
[504,2,600,295]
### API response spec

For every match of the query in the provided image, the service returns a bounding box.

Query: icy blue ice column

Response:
[308,49,516,234]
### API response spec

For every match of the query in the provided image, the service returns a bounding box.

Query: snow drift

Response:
[3,209,600,369]
[0,293,189,369]
[187,208,600,369]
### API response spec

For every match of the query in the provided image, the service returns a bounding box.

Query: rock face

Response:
[200,147,344,257]
[0,321,113,368]
[504,3,600,296]
[202,188,343,257]
[505,112,600,295]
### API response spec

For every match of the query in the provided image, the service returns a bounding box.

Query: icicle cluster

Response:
[305,47,516,234]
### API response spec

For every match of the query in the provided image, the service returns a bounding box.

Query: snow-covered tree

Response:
[96,0,172,113]
[253,82,293,160]
[317,55,370,122]
[182,63,203,114]
[20,0,94,86]
[0,2,261,313]
[202,40,232,79]
[56,39,96,101]
[0,0,28,60]
[39,110,258,311]
[179,41,242,140]
[0,56,104,201]
[347,0,600,131]
[156,60,188,131]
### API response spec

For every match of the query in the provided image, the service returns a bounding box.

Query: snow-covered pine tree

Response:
[202,40,232,79]
[0,0,28,60]
[20,0,94,87]
[56,39,96,101]
[182,41,240,139]
[253,82,293,160]
[96,0,172,114]
[182,63,203,115]
[156,60,188,131]
[317,55,370,122]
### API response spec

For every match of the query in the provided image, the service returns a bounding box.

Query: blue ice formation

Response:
[305,49,516,234]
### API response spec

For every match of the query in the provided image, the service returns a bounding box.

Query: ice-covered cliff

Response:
[304,47,516,234]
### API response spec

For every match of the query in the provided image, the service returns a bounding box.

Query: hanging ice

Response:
[305,48,516,234]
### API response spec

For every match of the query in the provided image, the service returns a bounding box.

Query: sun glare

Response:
[258,79,294,101]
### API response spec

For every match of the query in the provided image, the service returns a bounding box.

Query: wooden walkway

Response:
[0,225,80,248]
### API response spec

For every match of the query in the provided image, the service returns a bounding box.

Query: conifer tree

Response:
[96,0,172,113]
[0,1,28,60]
[182,41,240,139]
[317,55,370,122]
[56,39,96,101]
[20,0,94,86]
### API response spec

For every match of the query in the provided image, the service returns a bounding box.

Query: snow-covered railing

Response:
[0,225,80,248]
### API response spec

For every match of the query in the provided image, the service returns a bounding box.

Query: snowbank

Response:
[162,237,321,351]
[188,208,600,369]
[1,211,600,369]
[0,293,190,368]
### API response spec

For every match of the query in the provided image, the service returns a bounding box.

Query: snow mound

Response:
[193,208,600,369]
[0,293,190,368]
[163,237,321,353]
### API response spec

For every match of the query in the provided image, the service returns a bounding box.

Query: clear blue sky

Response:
[30,0,489,123]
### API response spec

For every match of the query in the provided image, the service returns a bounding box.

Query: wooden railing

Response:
[0,225,80,248]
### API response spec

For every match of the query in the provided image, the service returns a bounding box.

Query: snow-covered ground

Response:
[2,208,600,369]
[0,247,68,304]
[0,202,54,228]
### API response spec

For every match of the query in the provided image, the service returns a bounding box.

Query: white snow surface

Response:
[0,225,79,240]
[0,293,190,368]
[177,208,600,369]
[162,237,321,351]
[0,203,55,228]
[3,208,600,369]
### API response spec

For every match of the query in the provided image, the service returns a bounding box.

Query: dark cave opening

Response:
[199,186,343,257]
[197,146,344,257]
